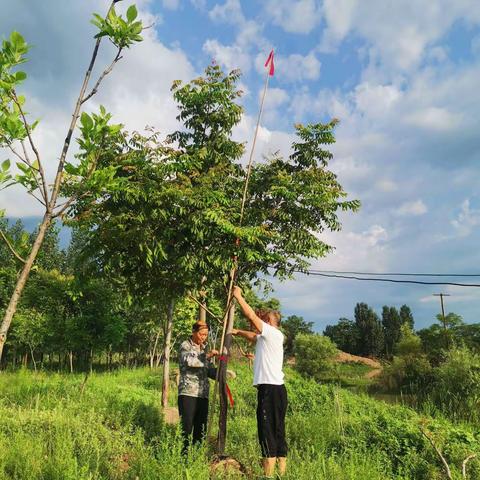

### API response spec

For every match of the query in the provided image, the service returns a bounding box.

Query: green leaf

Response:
[15,71,27,82]
[126,5,138,22]
[10,31,25,47]
[80,112,93,130]
[1,159,10,171]
[64,163,78,175]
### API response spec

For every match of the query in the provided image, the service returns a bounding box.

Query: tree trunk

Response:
[0,212,52,363]
[217,304,235,455]
[161,299,175,409]
[29,344,37,372]
[150,329,161,369]
[69,351,74,373]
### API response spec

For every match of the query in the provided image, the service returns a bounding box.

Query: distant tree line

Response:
[323,302,414,358]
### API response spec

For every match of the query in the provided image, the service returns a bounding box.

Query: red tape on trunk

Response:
[226,383,234,408]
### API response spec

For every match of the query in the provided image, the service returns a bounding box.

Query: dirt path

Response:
[335,351,383,378]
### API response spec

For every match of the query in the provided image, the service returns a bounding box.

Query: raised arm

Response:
[232,286,263,333]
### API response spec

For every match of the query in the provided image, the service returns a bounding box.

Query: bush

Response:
[423,347,480,423]
[294,333,338,381]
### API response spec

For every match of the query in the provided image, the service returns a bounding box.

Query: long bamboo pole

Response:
[208,65,272,449]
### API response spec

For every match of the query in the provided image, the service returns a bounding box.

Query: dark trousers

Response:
[256,384,288,458]
[178,395,209,453]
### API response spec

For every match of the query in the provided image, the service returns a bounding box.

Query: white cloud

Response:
[262,87,289,110]
[396,200,428,217]
[203,39,251,73]
[321,0,480,73]
[320,0,356,51]
[162,0,180,10]
[209,0,244,24]
[405,107,462,132]
[451,199,480,237]
[354,83,401,117]
[376,179,397,193]
[265,0,322,34]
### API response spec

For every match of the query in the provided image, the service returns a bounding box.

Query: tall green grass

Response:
[0,364,479,479]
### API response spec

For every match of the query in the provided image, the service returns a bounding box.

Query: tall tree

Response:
[324,317,360,354]
[382,306,402,357]
[354,302,384,357]
[399,304,414,330]
[283,315,314,357]
[0,3,144,362]
[66,64,360,451]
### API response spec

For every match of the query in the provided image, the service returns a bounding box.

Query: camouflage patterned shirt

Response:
[178,338,215,398]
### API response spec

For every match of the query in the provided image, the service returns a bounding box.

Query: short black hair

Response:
[192,321,209,332]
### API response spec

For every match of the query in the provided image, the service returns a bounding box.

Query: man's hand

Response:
[233,286,242,300]
[206,349,219,359]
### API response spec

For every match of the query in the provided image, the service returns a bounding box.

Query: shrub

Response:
[423,347,480,423]
[294,333,338,381]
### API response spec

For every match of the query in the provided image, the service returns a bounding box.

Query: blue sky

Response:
[1,0,480,331]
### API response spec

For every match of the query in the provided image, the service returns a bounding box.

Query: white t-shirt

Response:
[253,321,285,386]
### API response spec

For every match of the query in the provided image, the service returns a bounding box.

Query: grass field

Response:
[0,362,479,479]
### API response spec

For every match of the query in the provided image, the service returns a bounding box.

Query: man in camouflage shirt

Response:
[178,320,218,452]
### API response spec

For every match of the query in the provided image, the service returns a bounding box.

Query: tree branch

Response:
[420,426,452,480]
[81,48,123,105]
[27,190,47,206]
[0,229,26,263]
[462,454,476,479]
[7,144,29,167]
[10,92,49,203]
[48,0,118,215]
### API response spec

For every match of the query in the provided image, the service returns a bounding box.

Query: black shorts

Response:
[256,384,288,458]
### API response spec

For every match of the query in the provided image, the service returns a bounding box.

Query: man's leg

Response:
[192,397,209,444]
[274,385,288,476]
[262,457,276,477]
[178,395,196,454]
[257,385,277,477]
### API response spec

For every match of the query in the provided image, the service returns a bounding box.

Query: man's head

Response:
[191,321,209,346]
[255,309,281,327]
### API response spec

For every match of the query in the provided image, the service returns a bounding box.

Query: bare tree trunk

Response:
[150,329,161,369]
[217,304,235,455]
[161,299,175,409]
[0,213,51,362]
[29,344,37,372]
[69,351,73,373]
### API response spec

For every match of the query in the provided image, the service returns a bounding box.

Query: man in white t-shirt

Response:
[232,286,288,478]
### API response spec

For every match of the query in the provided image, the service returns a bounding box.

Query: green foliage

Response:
[282,315,314,357]
[378,326,432,393]
[422,347,480,424]
[324,317,360,354]
[354,303,384,357]
[382,306,402,357]
[0,365,480,479]
[399,304,414,330]
[91,5,143,48]
[294,333,338,380]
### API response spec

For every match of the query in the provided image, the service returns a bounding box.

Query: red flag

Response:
[264,49,274,76]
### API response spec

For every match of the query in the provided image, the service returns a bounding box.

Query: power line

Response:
[293,270,480,288]
[308,269,480,278]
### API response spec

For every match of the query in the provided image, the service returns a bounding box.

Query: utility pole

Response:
[433,293,450,348]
